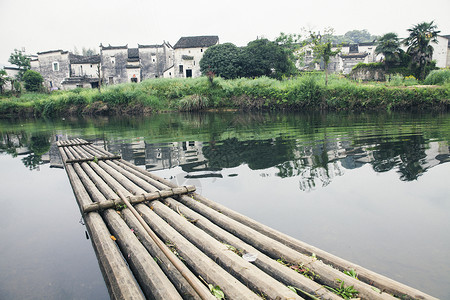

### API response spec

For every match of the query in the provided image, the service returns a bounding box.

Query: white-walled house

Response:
[432,35,450,68]
[172,36,219,78]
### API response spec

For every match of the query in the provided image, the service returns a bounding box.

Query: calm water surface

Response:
[1,111,449,299]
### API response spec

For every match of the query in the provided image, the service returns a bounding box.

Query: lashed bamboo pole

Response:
[189,193,438,300]
[58,145,145,300]
[65,144,213,300]
[161,197,340,300]
[135,203,263,300]
[149,200,302,300]
[115,190,215,300]
[69,157,183,299]
[59,140,437,300]
[176,194,395,300]
[81,186,195,213]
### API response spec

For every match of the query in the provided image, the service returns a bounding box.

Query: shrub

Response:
[22,70,44,92]
[424,69,450,85]
[178,94,209,111]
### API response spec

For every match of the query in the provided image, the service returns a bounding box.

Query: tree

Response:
[375,32,402,77]
[240,38,296,79]
[200,43,242,79]
[0,69,9,94]
[22,70,43,92]
[404,21,440,80]
[8,49,31,80]
[82,47,97,56]
[309,31,341,86]
[344,29,374,43]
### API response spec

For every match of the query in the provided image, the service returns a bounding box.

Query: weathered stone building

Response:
[31,50,71,90]
[165,36,219,78]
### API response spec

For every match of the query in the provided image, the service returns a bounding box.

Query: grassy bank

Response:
[1,74,449,117]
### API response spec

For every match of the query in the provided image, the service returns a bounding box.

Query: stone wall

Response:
[32,50,70,89]
[350,67,385,81]
[100,46,128,85]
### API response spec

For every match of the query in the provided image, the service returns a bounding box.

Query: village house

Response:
[13,33,449,90]
[164,36,219,78]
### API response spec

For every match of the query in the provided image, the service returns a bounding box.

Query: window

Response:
[169,72,172,76]
[109,77,114,84]
[52,62,59,71]
[306,51,312,56]
[111,57,115,64]
[76,84,83,88]
[201,49,203,52]
[179,65,183,74]
[194,61,195,65]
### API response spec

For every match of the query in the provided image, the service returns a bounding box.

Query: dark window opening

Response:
[186,69,192,78]
[179,65,183,74]
[109,77,114,84]
[90,82,99,89]
[131,77,138,83]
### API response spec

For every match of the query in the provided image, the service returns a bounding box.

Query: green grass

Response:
[1,74,449,117]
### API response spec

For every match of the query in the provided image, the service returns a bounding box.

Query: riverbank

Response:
[1,75,449,117]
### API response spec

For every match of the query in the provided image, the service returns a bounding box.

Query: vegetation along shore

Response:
[0,71,449,118]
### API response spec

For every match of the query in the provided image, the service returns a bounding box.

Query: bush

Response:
[424,69,450,85]
[22,70,44,92]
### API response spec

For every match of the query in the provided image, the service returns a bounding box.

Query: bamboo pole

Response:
[176,194,395,300]
[161,196,340,300]
[70,161,183,300]
[149,200,302,300]
[135,202,262,300]
[189,193,437,300]
[82,186,195,213]
[115,190,216,300]
[58,146,145,300]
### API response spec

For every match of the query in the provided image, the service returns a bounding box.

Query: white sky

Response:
[1,0,449,66]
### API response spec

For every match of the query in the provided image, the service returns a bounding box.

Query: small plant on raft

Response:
[324,280,359,299]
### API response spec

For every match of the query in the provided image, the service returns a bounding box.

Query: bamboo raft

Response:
[57,138,436,300]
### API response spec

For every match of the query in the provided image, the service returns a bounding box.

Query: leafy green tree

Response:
[8,49,31,80]
[404,21,440,80]
[309,31,341,85]
[375,32,402,77]
[240,38,296,79]
[22,70,43,92]
[0,69,9,94]
[200,43,242,79]
[344,29,375,43]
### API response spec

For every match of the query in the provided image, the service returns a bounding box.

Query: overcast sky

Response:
[1,0,449,66]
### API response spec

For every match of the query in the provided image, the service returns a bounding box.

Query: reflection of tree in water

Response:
[365,134,428,181]
[202,136,296,171]
[0,131,51,170]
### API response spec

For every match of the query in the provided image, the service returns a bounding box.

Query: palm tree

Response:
[375,32,401,80]
[404,21,440,80]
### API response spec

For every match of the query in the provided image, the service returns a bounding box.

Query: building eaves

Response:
[173,35,219,49]
[70,54,101,64]
[101,44,128,50]
[138,44,163,49]
[37,49,66,55]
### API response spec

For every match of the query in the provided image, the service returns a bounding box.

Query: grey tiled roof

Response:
[37,49,68,55]
[128,48,139,59]
[138,44,163,48]
[101,44,128,50]
[173,36,219,49]
[70,54,101,64]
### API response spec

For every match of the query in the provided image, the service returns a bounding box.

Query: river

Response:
[0,111,449,299]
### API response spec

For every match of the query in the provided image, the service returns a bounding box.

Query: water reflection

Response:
[1,113,449,187]
[1,111,450,299]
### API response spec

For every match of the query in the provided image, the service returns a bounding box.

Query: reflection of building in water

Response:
[99,139,208,172]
